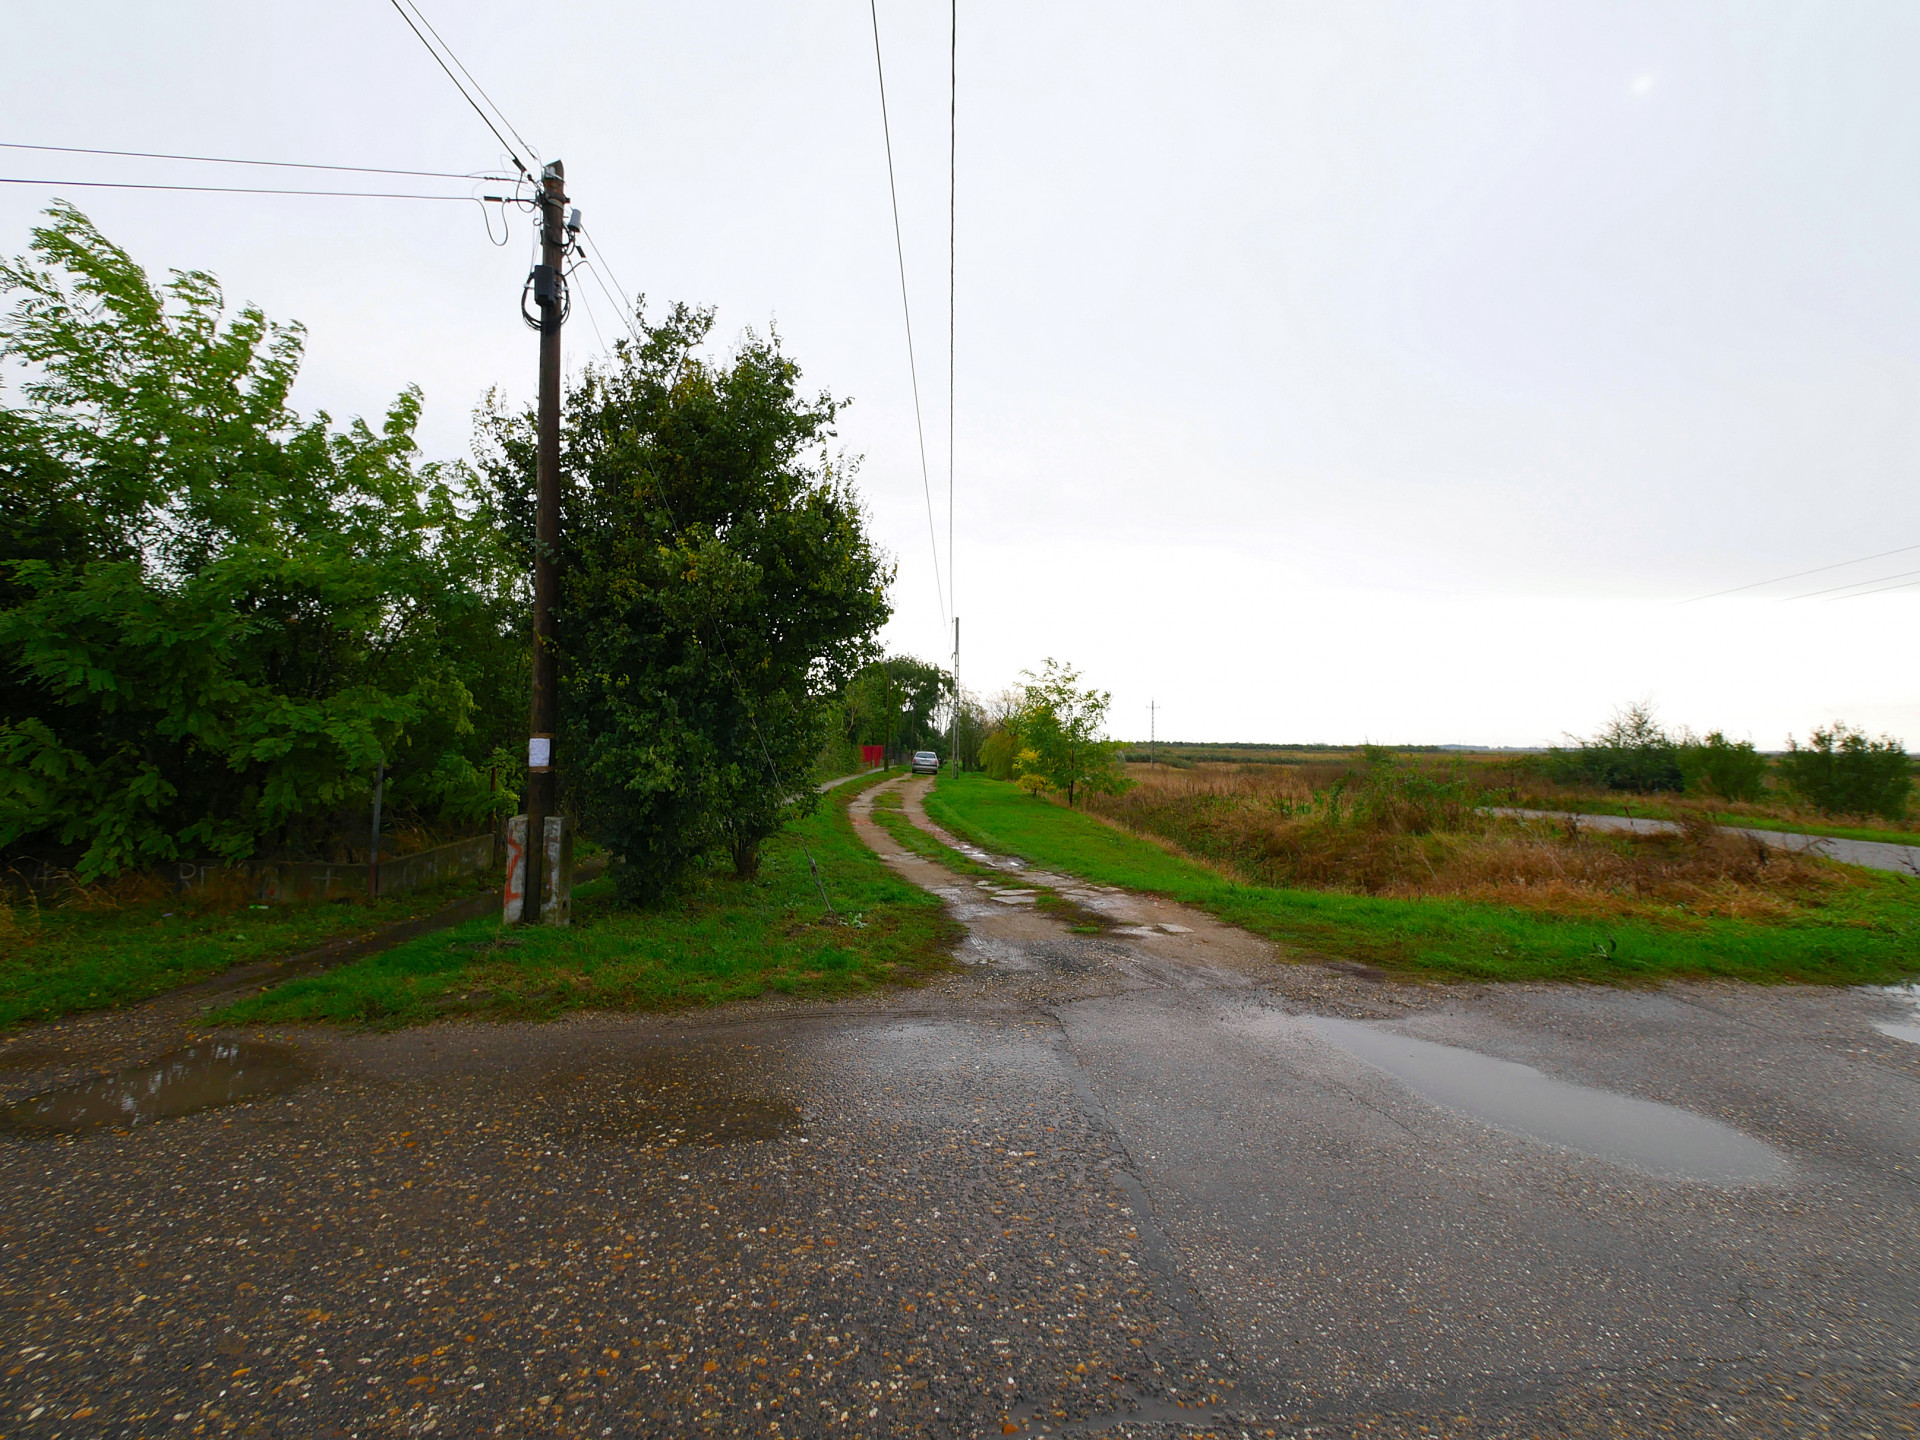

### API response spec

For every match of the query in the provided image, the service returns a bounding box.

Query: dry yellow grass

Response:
[1093,763,1856,925]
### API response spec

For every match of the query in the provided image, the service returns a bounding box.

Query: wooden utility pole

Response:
[523,159,567,921]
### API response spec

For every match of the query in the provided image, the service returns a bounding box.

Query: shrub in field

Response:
[1351,764,1478,835]
[1545,701,1683,792]
[0,206,522,878]
[1678,731,1769,802]
[1777,724,1911,819]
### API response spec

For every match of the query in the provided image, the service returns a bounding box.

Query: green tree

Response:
[1777,724,1911,819]
[1677,731,1769,803]
[477,302,890,895]
[0,205,521,878]
[843,655,950,761]
[1015,659,1129,807]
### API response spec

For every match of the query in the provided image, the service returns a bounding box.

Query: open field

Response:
[925,772,1920,984]
[209,772,958,1028]
[1126,747,1920,845]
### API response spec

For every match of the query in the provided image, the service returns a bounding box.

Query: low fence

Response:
[257,833,497,902]
[5,833,497,904]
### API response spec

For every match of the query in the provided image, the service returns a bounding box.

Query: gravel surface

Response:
[0,777,1916,1437]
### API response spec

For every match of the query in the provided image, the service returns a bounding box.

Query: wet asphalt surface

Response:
[1,776,1919,1438]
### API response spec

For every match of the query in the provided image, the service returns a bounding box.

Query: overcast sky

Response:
[5,2,1917,746]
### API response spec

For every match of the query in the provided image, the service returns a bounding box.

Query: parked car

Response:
[911,750,941,775]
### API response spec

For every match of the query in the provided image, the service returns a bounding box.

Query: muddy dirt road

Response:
[2,775,1918,1437]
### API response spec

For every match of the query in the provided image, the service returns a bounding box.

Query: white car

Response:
[910,750,941,776]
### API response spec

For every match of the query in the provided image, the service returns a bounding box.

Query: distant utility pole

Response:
[949,615,960,776]
[522,159,569,924]
[1149,698,1157,768]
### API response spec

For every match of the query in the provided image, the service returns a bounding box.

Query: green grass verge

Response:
[0,872,502,1029]
[209,773,960,1028]
[925,774,1920,985]
[1509,795,1919,848]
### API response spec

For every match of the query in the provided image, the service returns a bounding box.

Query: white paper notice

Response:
[528,736,552,769]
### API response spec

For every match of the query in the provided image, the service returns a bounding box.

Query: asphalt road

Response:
[1,777,1917,1438]
[1490,806,1920,876]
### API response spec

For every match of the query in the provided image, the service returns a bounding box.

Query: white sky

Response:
[5,2,1917,747]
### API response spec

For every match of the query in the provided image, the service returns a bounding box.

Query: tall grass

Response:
[1089,762,1855,924]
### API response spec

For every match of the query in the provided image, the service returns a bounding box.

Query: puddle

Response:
[1,1041,312,1135]
[1873,985,1920,1046]
[1302,1016,1786,1184]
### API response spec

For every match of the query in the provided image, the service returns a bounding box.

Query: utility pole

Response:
[949,615,960,776]
[1149,698,1157,769]
[521,159,568,924]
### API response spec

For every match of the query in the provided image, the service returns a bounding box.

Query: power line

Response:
[0,177,497,201]
[568,259,612,359]
[393,0,541,171]
[386,0,534,177]
[867,0,949,634]
[1680,541,1920,603]
[0,141,495,181]
[1781,565,1920,602]
[1831,574,1920,602]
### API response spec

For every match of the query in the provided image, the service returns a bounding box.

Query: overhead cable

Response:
[1830,575,1920,602]
[0,177,499,201]
[386,0,536,177]
[0,141,489,181]
[868,0,950,633]
[1680,541,1920,603]
[394,0,541,168]
[1781,565,1920,602]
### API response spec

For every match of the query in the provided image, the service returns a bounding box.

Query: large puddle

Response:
[1303,1016,1786,1184]
[1,1041,312,1135]
[1873,984,1920,1046]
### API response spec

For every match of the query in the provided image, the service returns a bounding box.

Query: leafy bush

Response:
[0,207,522,878]
[981,724,1018,781]
[1777,724,1911,819]
[1545,702,1682,792]
[1677,731,1769,802]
